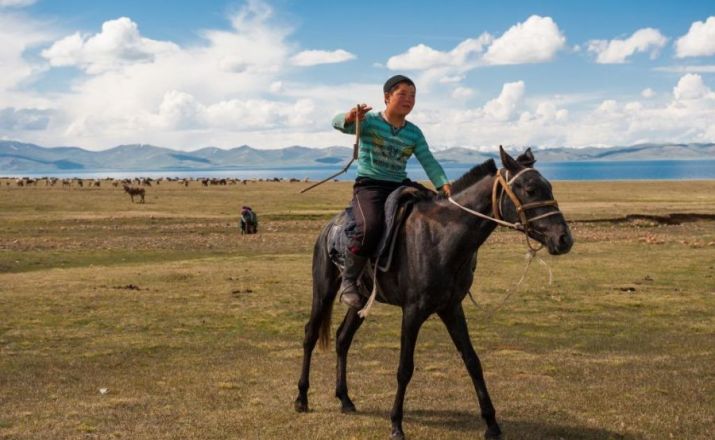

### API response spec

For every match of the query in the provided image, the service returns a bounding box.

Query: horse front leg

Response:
[390,307,427,440]
[335,308,364,412]
[438,304,501,439]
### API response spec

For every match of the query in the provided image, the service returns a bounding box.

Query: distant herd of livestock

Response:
[1,176,315,204]
[2,176,312,188]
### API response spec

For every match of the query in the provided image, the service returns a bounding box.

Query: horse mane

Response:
[450,159,497,195]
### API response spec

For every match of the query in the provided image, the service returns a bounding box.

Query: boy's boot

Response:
[338,251,367,309]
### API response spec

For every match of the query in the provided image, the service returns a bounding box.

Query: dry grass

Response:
[1,179,714,439]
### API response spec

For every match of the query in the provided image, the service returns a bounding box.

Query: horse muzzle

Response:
[544,225,573,255]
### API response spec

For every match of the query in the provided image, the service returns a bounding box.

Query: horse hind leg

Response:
[335,308,364,412]
[295,239,340,413]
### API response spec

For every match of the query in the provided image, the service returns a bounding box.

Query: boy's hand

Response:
[440,183,452,197]
[345,104,372,123]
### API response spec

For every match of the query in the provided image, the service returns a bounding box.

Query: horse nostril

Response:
[559,233,573,250]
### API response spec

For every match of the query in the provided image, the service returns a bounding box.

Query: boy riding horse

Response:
[332,75,452,309]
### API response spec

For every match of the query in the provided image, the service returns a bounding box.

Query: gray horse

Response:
[295,147,574,439]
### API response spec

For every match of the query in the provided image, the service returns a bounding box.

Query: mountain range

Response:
[0,140,713,173]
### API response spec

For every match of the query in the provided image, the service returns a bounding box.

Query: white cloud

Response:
[0,13,53,93]
[290,49,355,66]
[439,75,465,84]
[597,99,619,114]
[387,15,565,72]
[641,88,655,98]
[386,35,491,71]
[483,15,566,65]
[451,86,474,100]
[41,17,179,74]
[137,90,316,131]
[587,28,668,63]
[483,81,525,121]
[0,0,35,7]
[535,102,568,121]
[654,65,715,73]
[675,16,715,58]
[673,73,713,100]
[0,107,51,130]
[3,0,715,151]
[269,81,283,94]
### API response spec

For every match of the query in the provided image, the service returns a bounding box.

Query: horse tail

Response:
[312,219,339,351]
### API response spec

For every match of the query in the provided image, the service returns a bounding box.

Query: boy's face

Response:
[385,82,416,117]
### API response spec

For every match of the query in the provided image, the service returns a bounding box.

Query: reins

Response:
[359,166,564,319]
[449,167,562,318]
[300,105,361,194]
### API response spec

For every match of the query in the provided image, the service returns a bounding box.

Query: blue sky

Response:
[1,0,714,151]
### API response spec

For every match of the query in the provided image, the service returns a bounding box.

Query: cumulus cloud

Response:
[673,73,713,100]
[386,35,491,71]
[587,28,668,63]
[136,90,316,131]
[483,16,566,65]
[41,17,179,74]
[29,0,341,147]
[386,15,565,74]
[0,13,53,92]
[483,81,525,121]
[407,73,715,150]
[290,49,355,66]
[675,16,715,58]
[4,0,714,151]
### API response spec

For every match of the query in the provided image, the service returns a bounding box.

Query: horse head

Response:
[497,146,573,255]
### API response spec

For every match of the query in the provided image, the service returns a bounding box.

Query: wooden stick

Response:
[300,104,361,193]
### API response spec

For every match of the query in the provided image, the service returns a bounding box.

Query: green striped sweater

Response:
[332,111,449,189]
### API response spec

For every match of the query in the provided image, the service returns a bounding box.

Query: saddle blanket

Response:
[327,186,433,272]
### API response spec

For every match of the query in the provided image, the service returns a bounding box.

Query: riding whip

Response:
[300,105,361,193]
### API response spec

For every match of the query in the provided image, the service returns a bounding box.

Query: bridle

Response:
[449,167,564,251]
[444,166,565,318]
[365,167,565,319]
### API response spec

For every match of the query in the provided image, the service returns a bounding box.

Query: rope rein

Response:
[359,167,562,319]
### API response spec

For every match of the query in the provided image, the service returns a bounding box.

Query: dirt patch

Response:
[578,212,715,225]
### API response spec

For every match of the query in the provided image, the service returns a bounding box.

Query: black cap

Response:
[383,75,415,94]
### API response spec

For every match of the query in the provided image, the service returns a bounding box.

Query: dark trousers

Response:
[348,177,427,256]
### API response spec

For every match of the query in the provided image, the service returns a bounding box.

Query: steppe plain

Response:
[1,177,714,439]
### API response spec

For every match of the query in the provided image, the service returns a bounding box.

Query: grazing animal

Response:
[123,184,145,203]
[295,148,574,440]
[240,206,258,234]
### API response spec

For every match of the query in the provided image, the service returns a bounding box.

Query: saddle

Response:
[327,185,435,273]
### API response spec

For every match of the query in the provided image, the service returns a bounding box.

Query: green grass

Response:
[1,179,714,439]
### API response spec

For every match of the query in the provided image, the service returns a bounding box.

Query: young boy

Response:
[332,74,452,308]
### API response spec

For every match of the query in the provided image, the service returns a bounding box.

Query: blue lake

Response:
[4,159,715,181]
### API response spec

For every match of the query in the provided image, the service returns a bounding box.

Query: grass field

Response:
[1,178,714,440]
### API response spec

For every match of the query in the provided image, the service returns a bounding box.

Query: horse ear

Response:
[516,147,536,167]
[499,145,523,173]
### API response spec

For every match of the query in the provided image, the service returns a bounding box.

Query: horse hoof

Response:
[484,424,502,439]
[294,399,309,413]
[390,429,405,440]
[340,402,356,413]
